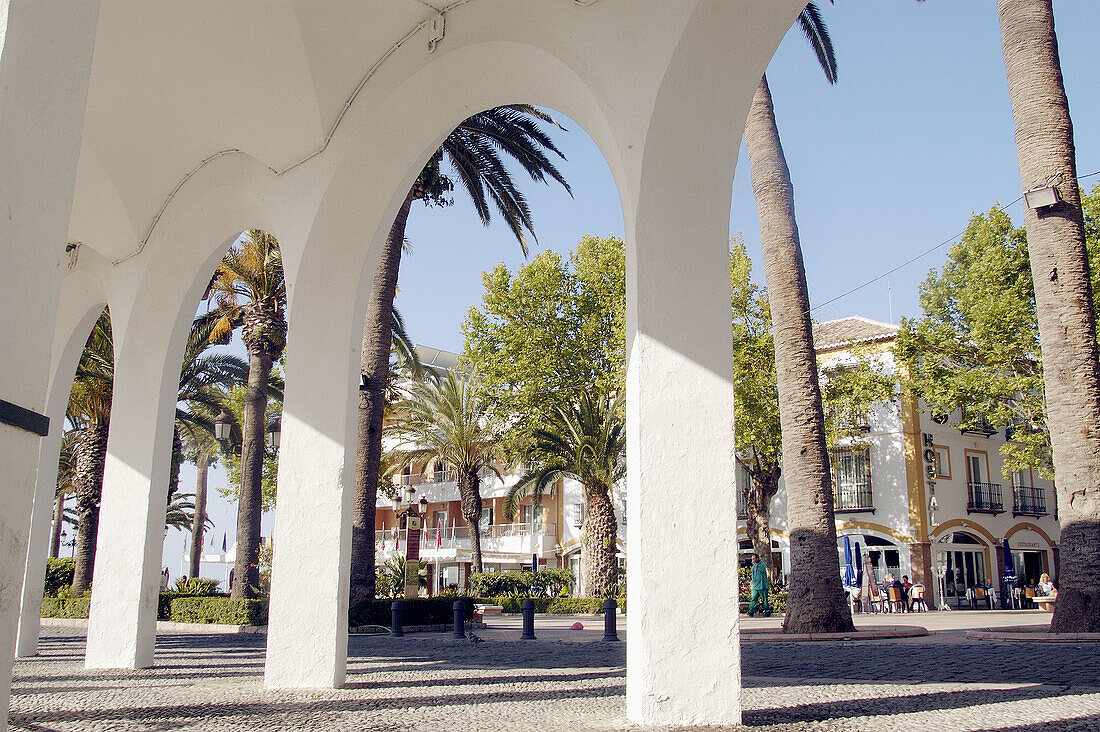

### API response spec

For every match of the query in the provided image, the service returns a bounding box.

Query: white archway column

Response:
[0,3,99,729]
[83,307,184,670]
[622,1,800,725]
[17,295,106,658]
[264,247,360,689]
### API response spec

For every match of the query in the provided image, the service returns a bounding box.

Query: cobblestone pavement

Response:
[9,627,1100,731]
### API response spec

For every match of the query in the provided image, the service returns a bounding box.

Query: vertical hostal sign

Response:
[405,514,422,597]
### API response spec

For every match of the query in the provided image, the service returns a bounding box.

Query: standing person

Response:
[748,554,771,618]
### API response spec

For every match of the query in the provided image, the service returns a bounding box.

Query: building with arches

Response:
[737,316,1060,609]
[0,3,811,727]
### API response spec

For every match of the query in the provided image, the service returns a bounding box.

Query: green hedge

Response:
[474,596,626,614]
[43,558,76,597]
[169,597,269,626]
[40,595,91,619]
[349,596,475,628]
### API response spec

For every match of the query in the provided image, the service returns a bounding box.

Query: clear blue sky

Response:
[162,1,1100,577]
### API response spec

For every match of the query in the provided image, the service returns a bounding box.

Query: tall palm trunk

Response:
[999,0,1100,632]
[232,346,272,599]
[457,468,484,573]
[188,453,211,578]
[71,422,109,594]
[50,492,65,559]
[745,73,853,633]
[581,484,618,597]
[351,192,415,603]
[167,427,183,505]
[745,463,781,576]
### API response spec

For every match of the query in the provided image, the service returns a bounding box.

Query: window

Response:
[736,461,750,518]
[1013,469,1033,487]
[479,506,494,529]
[570,502,585,528]
[433,510,447,529]
[932,445,951,479]
[965,452,985,484]
[831,447,872,511]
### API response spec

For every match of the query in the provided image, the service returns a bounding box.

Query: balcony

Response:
[397,469,457,487]
[834,483,874,513]
[1013,485,1047,516]
[375,522,558,560]
[967,482,1004,514]
[736,490,747,519]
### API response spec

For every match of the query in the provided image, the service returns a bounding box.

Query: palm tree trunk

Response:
[167,426,183,505]
[581,484,618,598]
[745,465,781,577]
[999,0,1100,633]
[457,468,484,573]
[745,73,853,633]
[188,453,210,578]
[50,492,64,559]
[71,421,109,595]
[351,191,416,603]
[231,348,272,599]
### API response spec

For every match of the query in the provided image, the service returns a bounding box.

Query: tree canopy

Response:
[895,186,1100,479]
[461,234,625,456]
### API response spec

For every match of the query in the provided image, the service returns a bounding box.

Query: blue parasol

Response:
[843,536,856,588]
[854,542,864,590]
[1002,537,1016,582]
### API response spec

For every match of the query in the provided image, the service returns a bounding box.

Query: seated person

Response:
[900,574,913,609]
[883,573,904,610]
[1037,572,1056,597]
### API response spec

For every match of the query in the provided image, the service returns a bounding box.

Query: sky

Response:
[156,1,1100,579]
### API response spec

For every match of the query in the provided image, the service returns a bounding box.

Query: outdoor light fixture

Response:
[390,495,401,512]
[418,496,429,515]
[1023,184,1062,210]
[265,418,281,449]
[404,485,416,505]
[213,411,232,442]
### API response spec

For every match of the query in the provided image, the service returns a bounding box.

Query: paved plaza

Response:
[9,613,1100,731]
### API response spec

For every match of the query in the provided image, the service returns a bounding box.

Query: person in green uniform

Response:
[747,553,771,617]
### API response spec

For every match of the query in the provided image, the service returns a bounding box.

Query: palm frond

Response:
[798,2,837,85]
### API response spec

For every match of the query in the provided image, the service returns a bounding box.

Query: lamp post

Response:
[934,554,950,612]
[213,411,232,443]
[265,417,281,451]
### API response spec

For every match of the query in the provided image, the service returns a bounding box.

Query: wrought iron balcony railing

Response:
[967,482,1004,514]
[834,482,874,512]
[1012,485,1047,516]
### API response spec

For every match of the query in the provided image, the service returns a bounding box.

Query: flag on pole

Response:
[436,522,442,549]
[222,533,227,552]
[395,527,400,552]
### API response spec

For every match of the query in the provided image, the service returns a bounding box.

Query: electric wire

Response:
[808,169,1100,316]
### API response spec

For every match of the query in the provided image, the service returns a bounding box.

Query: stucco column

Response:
[0,3,99,728]
[264,261,357,689]
[84,313,184,670]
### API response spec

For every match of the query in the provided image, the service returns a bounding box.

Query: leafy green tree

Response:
[216,382,282,512]
[352,105,570,603]
[462,235,625,456]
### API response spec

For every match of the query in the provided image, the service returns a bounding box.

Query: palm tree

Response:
[505,390,625,597]
[67,309,114,594]
[50,429,79,559]
[384,370,504,573]
[183,429,220,579]
[998,0,1100,632]
[207,230,287,599]
[352,105,571,601]
[743,3,854,633]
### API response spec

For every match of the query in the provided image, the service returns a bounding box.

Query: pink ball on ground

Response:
[571,622,584,630]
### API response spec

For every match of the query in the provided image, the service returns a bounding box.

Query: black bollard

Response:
[390,600,403,637]
[452,600,466,638]
[521,599,537,640]
[602,598,619,642]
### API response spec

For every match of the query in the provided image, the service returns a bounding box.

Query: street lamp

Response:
[265,417,281,450]
[418,496,429,516]
[390,494,401,512]
[213,411,232,442]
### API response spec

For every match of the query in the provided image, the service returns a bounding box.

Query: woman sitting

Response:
[1037,572,1056,597]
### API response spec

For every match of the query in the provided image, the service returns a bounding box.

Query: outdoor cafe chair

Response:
[909,584,928,612]
[885,586,905,613]
[969,585,993,610]
[1022,585,1037,609]
[865,584,884,613]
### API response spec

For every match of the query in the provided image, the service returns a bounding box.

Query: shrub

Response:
[472,596,625,614]
[43,557,76,597]
[349,596,475,628]
[469,569,576,598]
[41,594,90,619]
[170,597,269,626]
[173,577,221,596]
